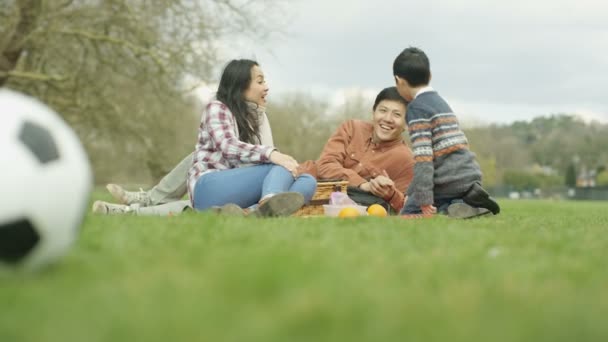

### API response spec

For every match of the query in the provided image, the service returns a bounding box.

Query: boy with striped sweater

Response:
[393,47,500,218]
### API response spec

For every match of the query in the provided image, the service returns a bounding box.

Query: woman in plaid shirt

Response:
[186,59,317,216]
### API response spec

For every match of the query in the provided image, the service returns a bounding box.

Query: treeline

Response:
[466,115,608,189]
[269,97,608,191]
[3,1,606,189]
[1,0,285,182]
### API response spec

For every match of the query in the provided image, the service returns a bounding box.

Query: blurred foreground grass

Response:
[1,198,608,342]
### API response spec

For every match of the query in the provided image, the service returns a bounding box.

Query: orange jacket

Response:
[298,120,414,211]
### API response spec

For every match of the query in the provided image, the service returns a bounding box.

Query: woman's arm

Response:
[369,171,407,212]
[205,102,274,163]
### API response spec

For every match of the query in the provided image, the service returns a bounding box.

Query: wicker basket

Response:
[294,180,349,217]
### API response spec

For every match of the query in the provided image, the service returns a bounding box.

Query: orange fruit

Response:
[367,204,388,217]
[338,207,360,218]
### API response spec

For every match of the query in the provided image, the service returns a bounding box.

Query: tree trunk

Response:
[0,0,42,86]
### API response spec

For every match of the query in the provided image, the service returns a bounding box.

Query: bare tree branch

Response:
[53,28,166,72]
[2,0,288,184]
[0,70,67,82]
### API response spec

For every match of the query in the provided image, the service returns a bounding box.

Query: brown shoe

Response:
[253,192,305,217]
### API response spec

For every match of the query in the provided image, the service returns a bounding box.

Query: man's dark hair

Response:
[373,86,408,110]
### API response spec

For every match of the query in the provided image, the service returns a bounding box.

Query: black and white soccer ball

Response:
[0,89,92,269]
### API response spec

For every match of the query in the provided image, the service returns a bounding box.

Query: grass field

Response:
[2,198,608,341]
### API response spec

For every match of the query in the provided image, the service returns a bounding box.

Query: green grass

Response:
[2,199,608,341]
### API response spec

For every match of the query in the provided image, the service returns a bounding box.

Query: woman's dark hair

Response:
[373,86,408,110]
[216,59,261,144]
[393,47,431,87]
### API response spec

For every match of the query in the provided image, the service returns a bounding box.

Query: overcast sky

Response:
[224,0,608,125]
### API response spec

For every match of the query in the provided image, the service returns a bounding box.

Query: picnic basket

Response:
[294,180,349,216]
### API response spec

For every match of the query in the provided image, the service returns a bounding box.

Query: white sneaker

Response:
[92,200,134,215]
[106,184,151,206]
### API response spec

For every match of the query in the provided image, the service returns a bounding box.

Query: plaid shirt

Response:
[187,100,275,203]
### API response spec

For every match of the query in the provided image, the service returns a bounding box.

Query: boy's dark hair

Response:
[393,47,431,87]
[373,86,408,110]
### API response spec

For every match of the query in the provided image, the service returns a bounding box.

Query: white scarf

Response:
[233,102,274,169]
[240,101,274,147]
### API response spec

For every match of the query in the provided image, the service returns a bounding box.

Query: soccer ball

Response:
[0,89,92,269]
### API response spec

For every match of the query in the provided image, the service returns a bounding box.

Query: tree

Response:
[477,156,498,188]
[267,93,333,161]
[268,91,379,163]
[1,0,286,182]
[596,170,608,187]
[565,163,577,187]
[333,91,373,122]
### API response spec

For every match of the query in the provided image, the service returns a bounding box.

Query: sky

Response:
[217,0,608,125]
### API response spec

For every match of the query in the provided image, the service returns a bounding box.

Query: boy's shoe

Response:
[462,183,500,215]
[253,192,305,217]
[92,200,133,215]
[106,184,151,207]
[447,202,492,219]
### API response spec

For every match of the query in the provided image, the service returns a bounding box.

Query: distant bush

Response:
[503,170,563,191]
[597,171,608,187]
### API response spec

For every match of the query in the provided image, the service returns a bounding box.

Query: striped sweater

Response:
[406,90,482,206]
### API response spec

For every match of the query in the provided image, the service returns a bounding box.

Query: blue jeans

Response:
[192,164,317,210]
[399,194,465,215]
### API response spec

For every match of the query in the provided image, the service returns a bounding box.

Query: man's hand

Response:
[374,170,394,186]
[369,170,396,199]
[369,179,394,199]
[359,182,372,192]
